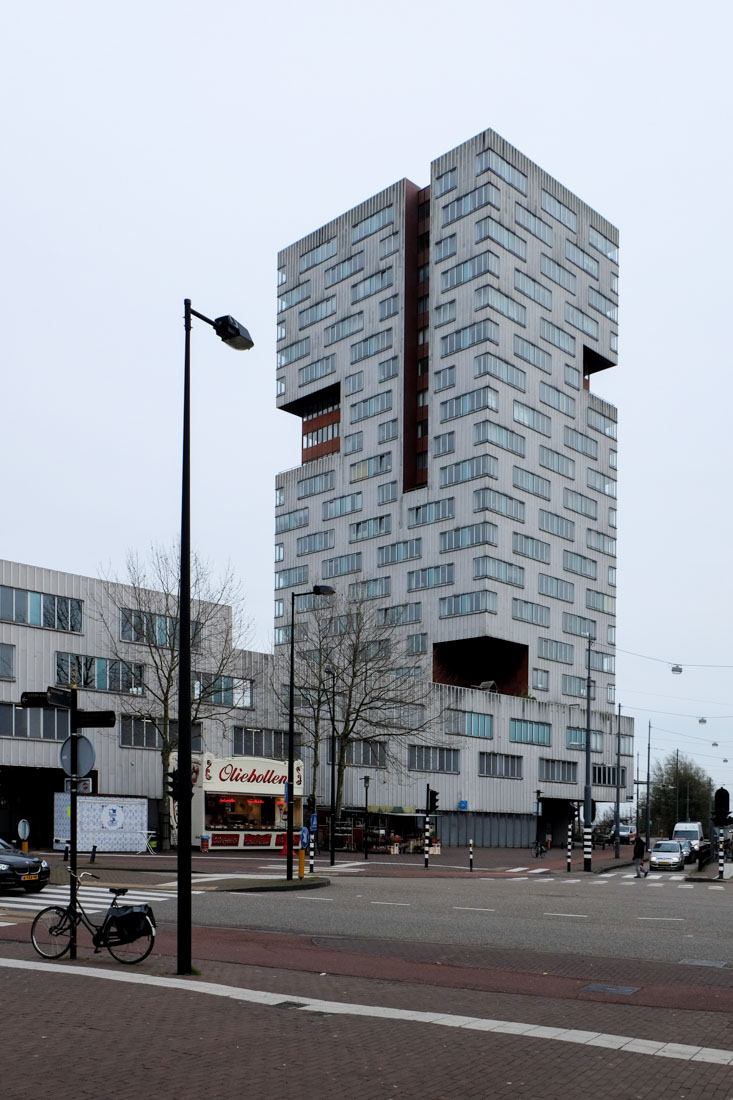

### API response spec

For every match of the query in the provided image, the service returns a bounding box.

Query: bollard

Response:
[583,827,592,873]
[424,818,431,870]
[469,838,473,872]
[63,844,69,862]
[309,833,315,874]
[567,820,573,873]
[90,845,97,864]
[298,848,305,879]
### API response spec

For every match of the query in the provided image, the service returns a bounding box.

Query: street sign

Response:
[59,735,96,778]
[300,826,309,849]
[74,710,116,729]
[46,687,73,709]
[310,813,318,831]
[17,819,30,841]
[20,691,53,708]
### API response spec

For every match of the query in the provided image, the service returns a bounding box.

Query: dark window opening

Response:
[433,636,529,696]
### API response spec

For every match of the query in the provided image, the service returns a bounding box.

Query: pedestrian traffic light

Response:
[166,769,178,800]
[429,789,439,813]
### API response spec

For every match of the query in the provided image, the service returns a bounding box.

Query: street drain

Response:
[581,983,639,995]
[679,958,728,968]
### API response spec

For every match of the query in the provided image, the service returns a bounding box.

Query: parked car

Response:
[677,838,693,863]
[617,824,636,845]
[649,840,685,871]
[0,839,50,893]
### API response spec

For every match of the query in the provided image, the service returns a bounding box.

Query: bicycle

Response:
[532,840,547,858]
[31,869,156,964]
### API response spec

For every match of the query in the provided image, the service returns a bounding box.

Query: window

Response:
[378,419,399,444]
[441,522,497,552]
[540,446,575,479]
[324,253,364,288]
[435,235,457,262]
[323,493,362,520]
[538,573,574,602]
[587,469,617,498]
[377,603,421,626]
[302,421,340,450]
[510,719,551,746]
[324,313,363,346]
[515,204,552,244]
[192,675,252,708]
[274,543,284,563]
[441,251,500,292]
[608,624,616,645]
[277,266,286,287]
[378,539,422,566]
[434,365,455,391]
[565,303,599,340]
[345,371,364,396]
[0,701,69,741]
[274,599,284,618]
[350,391,393,423]
[474,351,526,391]
[439,591,497,617]
[475,284,526,326]
[443,182,500,226]
[120,610,202,649]
[408,499,455,527]
[299,239,337,272]
[513,467,551,500]
[474,420,525,456]
[540,319,575,356]
[350,453,392,481]
[565,364,581,389]
[512,599,550,627]
[446,710,493,738]
[0,644,14,679]
[609,508,617,529]
[565,241,599,279]
[351,329,393,363]
[512,533,550,562]
[564,426,598,459]
[440,385,498,421]
[352,205,393,243]
[297,471,335,499]
[513,400,551,437]
[408,565,454,591]
[299,297,336,329]
[348,576,391,600]
[539,758,577,783]
[441,320,498,358]
[566,728,604,752]
[474,489,525,522]
[541,190,577,232]
[0,587,83,633]
[533,667,549,691]
[540,382,575,417]
[563,550,597,579]
[380,232,400,259]
[587,407,617,439]
[441,455,497,487]
[538,509,575,541]
[540,254,576,293]
[475,215,527,260]
[406,633,427,655]
[564,488,598,520]
[276,338,310,368]
[298,354,336,387]
[589,226,619,262]
[620,734,633,756]
[562,675,596,699]
[278,281,310,312]
[515,270,552,309]
[434,167,457,196]
[409,745,459,773]
[593,764,627,787]
[434,431,455,457]
[378,481,398,505]
[562,612,596,638]
[586,590,616,614]
[352,268,394,303]
[378,356,399,382]
[434,301,456,327]
[349,515,391,542]
[588,649,615,673]
[589,287,618,322]
[538,637,574,664]
[513,335,551,374]
[332,740,389,768]
[121,716,164,750]
[480,752,523,778]
[57,652,144,695]
[343,431,363,455]
[275,566,309,589]
[233,728,288,759]
[586,530,616,556]
[322,553,362,578]
[476,147,528,192]
[474,555,524,587]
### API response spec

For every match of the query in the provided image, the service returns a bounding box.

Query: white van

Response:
[672,821,706,857]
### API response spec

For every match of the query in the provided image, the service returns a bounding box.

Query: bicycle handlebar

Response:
[66,867,100,881]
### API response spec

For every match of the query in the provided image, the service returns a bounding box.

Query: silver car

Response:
[650,840,684,871]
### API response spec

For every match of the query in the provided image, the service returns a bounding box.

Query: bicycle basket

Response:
[107,904,155,945]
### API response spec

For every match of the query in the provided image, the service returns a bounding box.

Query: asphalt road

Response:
[186,870,732,965]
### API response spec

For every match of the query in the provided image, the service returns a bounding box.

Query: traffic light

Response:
[166,769,178,800]
[306,794,316,814]
[429,789,439,813]
[714,787,730,827]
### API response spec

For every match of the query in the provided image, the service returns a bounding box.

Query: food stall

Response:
[194,754,304,850]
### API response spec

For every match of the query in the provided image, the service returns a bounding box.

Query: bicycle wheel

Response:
[31,906,74,959]
[106,915,155,964]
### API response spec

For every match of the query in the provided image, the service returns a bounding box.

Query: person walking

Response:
[634,834,648,878]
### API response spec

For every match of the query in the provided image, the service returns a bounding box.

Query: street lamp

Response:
[287,584,335,880]
[363,775,371,860]
[178,299,253,976]
[325,665,337,866]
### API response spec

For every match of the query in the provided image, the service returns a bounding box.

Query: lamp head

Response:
[313,585,336,596]
[213,315,254,351]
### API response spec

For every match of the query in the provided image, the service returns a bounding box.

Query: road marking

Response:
[1,957,730,1065]
[678,885,694,889]
[507,876,529,881]
[560,878,581,884]
[544,912,588,919]
[527,868,551,874]
[297,896,333,902]
[506,867,529,873]
[709,885,725,890]
[370,901,410,906]
[638,917,685,921]
[453,907,496,912]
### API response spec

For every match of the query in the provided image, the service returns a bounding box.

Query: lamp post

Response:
[363,775,371,860]
[583,633,594,872]
[325,665,337,866]
[178,299,253,976]
[287,585,335,881]
[614,703,622,859]
[646,720,652,851]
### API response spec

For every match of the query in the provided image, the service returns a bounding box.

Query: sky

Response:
[3,0,733,795]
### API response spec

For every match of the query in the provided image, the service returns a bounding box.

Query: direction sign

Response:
[46,687,73,709]
[20,692,52,709]
[300,827,309,849]
[74,710,116,729]
[310,813,318,832]
[59,735,96,778]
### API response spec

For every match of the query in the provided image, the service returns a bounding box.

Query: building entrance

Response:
[0,765,68,848]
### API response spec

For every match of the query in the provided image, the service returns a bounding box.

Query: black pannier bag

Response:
[107,904,156,945]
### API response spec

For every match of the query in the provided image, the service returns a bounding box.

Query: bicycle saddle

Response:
[109,887,128,896]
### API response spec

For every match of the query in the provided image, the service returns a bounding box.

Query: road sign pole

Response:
[69,686,78,960]
[469,838,473,872]
[309,832,314,874]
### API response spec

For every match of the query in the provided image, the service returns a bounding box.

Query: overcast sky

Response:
[3,1,732,794]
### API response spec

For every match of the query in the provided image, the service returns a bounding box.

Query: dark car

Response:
[0,839,50,893]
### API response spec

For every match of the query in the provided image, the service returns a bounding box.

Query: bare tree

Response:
[274,593,435,819]
[95,544,252,848]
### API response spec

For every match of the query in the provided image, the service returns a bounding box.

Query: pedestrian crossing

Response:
[496,869,725,890]
[0,883,192,928]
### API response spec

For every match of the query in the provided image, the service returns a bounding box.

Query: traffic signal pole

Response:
[69,687,78,960]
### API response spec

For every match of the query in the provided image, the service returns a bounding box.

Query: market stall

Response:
[194,754,304,850]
